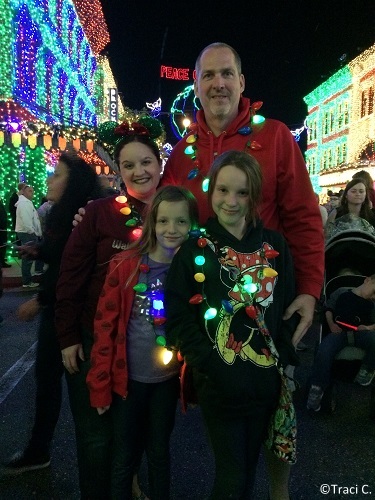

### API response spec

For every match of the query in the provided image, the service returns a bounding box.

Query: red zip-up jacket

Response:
[86,252,140,408]
[162,96,324,299]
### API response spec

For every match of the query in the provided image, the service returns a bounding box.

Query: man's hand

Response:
[62,344,85,374]
[17,297,41,321]
[283,294,316,347]
[72,207,86,227]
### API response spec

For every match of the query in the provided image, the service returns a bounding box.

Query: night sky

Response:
[100,1,375,139]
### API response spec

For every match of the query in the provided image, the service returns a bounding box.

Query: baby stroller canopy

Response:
[325,214,375,282]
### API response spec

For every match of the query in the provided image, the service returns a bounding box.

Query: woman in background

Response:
[352,170,375,207]
[4,153,103,475]
[326,178,375,230]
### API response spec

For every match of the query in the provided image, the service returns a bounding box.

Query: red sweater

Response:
[55,195,146,350]
[86,252,140,408]
[162,97,324,299]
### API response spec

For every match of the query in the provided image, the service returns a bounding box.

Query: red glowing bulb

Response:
[189,294,204,304]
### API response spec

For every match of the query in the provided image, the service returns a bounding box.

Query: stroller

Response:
[319,214,375,418]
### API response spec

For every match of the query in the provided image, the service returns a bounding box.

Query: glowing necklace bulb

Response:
[204,307,217,320]
[162,349,173,365]
[202,178,209,192]
[195,255,205,266]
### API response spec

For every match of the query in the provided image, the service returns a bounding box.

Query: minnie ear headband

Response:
[97,115,165,149]
[114,122,149,137]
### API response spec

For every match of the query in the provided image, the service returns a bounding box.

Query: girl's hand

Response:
[17,297,41,321]
[97,406,110,415]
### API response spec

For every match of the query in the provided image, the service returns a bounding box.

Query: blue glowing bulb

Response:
[195,255,205,266]
[184,145,195,155]
[204,308,217,320]
[202,178,209,192]
[221,300,234,314]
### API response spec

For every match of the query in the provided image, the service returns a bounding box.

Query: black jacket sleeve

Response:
[165,241,214,371]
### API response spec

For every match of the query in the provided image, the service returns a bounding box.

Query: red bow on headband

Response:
[114,122,150,137]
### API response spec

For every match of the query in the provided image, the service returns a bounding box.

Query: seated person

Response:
[307,274,375,411]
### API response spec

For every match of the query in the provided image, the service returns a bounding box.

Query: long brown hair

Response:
[337,178,375,224]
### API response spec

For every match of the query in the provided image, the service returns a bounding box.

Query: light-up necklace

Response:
[133,257,168,347]
[115,195,143,239]
[188,231,279,322]
[184,101,266,194]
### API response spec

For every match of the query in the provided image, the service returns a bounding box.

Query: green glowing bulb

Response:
[244,283,258,294]
[156,335,167,347]
[252,114,265,124]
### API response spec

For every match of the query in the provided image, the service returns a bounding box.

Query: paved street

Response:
[0,266,374,499]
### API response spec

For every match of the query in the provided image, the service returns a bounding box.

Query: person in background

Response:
[326,191,341,215]
[165,150,299,499]
[326,178,375,229]
[352,170,375,208]
[0,197,11,268]
[161,42,323,499]
[2,153,104,476]
[8,182,27,231]
[37,198,54,236]
[87,185,199,499]
[55,119,164,500]
[315,192,328,227]
[307,274,375,412]
[98,175,120,196]
[15,185,42,288]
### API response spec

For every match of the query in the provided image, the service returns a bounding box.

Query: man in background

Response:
[15,186,42,288]
[8,182,27,231]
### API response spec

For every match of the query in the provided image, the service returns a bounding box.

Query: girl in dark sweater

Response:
[165,150,298,499]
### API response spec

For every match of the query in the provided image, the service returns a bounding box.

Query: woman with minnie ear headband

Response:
[54,117,164,500]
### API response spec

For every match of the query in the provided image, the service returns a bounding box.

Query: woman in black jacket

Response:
[4,153,104,474]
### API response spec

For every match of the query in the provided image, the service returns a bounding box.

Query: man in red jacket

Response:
[162,42,324,349]
[162,41,324,500]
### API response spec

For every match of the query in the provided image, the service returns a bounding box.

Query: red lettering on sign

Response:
[160,65,193,80]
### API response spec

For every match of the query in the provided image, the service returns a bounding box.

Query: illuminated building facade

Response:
[304,43,375,194]
[0,0,121,253]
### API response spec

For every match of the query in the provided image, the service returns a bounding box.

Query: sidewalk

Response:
[2,257,43,288]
